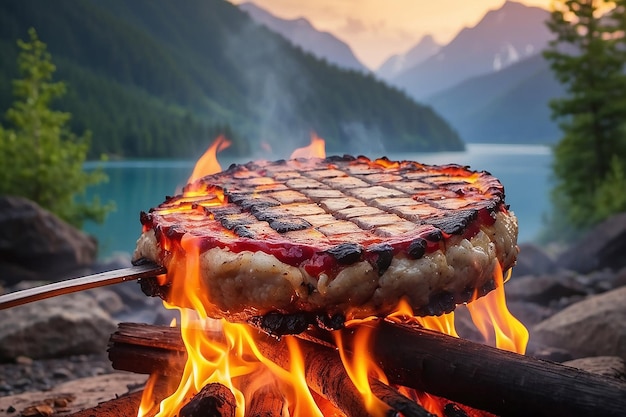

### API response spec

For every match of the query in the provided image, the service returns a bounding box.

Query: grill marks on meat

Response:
[201,156,500,244]
[144,155,506,264]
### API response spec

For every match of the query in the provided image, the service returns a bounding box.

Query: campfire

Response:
[2,135,624,417]
[106,135,532,417]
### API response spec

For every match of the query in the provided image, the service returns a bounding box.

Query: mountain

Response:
[428,53,563,144]
[376,35,441,81]
[239,2,369,73]
[391,1,552,100]
[0,0,462,159]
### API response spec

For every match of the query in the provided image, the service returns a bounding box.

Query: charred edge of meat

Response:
[425,229,443,242]
[269,217,312,233]
[227,193,280,212]
[367,243,394,275]
[325,243,363,265]
[207,205,242,217]
[414,278,497,317]
[324,154,356,163]
[428,209,478,235]
[131,256,152,267]
[139,276,170,300]
[139,211,152,226]
[249,311,346,337]
[418,291,456,316]
[249,207,275,222]
[315,313,346,331]
[407,238,427,259]
[249,312,312,337]
[219,215,254,230]
[233,224,255,239]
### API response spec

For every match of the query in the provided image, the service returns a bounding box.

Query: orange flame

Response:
[333,326,389,416]
[466,265,529,354]
[137,373,159,417]
[290,132,326,159]
[187,135,231,184]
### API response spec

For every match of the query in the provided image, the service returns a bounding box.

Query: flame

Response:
[466,265,529,354]
[333,326,389,416]
[187,135,231,184]
[137,374,159,417]
[290,132,326,159]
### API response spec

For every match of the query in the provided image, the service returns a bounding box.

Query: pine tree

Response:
[543,0,626,235]
[0,28,112,227]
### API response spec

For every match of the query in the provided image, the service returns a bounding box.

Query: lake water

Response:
[84,144,553,259]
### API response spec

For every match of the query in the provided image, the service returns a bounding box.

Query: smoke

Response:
[338,122,387,157]
[223,18,314,159]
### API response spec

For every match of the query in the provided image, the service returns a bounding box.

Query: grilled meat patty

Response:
[134,155,518,325]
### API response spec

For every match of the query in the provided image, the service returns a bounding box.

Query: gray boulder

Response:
[557,212,626,273]
[513,243,556,277]
[0,291,116,360]
[562,356,626,380]
[532,286,626,360]
[0,196,97,285]
[504,270,588,306]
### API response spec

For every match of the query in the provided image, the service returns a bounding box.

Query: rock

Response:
[527,344,573,362]
[506,301,553,327]
[557,212,626,273]
[562,356,626,380]
[0,196,97,285]
[504,270,588,306]
[0,292,116,360]
[88,288,126,316]
[614,266,626,288]
[512,243,556,277]
[532,287,626,360]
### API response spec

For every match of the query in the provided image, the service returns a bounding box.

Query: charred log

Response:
[179,383,236,417]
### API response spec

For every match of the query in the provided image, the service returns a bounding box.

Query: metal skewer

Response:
[0,262,166,310]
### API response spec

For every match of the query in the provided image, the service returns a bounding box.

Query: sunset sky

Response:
[229,0,553,69]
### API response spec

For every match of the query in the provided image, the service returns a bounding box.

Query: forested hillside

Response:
[0,0,463,159]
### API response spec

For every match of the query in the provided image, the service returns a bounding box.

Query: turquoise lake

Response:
[84,144,553,259]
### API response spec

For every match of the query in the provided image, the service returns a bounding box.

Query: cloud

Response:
[341,16,387,35]
[341,17,368,34]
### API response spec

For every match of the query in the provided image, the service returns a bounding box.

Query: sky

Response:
[229,0,553,69]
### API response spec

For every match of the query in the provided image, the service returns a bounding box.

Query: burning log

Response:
[242,383,284,417]
[369,378,437,417]
[343,320,626,417]
[179,383,236,417]
[109,323,436,417]
[109,322,626,417]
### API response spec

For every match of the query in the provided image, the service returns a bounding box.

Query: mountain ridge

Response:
[377,35,441,80]
[239,2,369,73]
[0,0,462,159]
[391,1,552,100]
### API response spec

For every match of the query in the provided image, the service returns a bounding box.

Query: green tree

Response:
[543,0,626,237]
[0,28,112,228]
